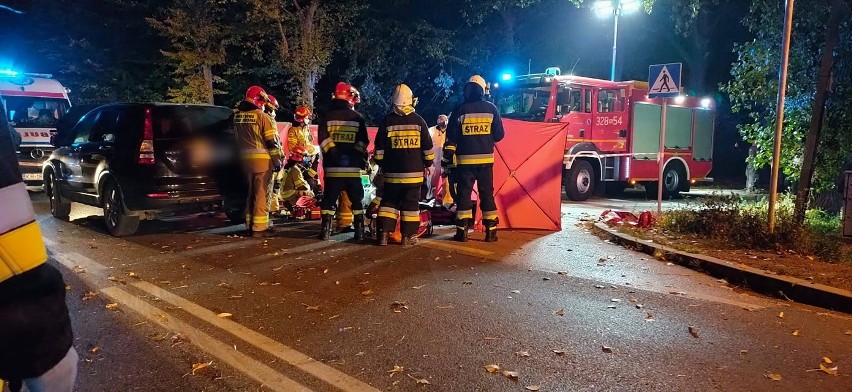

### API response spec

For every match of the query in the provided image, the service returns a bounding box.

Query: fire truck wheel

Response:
[565,160,595,201]
[644,164,685,199]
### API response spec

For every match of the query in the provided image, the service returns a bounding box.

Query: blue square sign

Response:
[648,63,682,98]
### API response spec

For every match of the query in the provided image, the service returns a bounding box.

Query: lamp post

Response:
[593,0,641,81]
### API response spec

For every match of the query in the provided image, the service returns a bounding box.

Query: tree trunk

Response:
[202,63,214,104]
[299,0,320,106]
[793,0,845,224]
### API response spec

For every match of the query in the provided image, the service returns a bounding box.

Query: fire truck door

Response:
[590,88,628,153]
[557,86,592,144]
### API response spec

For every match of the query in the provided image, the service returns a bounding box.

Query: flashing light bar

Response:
[0,69,54,79]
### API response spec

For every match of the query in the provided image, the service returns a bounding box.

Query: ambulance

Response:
[0,70,72,186]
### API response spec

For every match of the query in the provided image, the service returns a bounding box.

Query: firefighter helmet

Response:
[294,105,312,122]
[468,75,487,91]
[245,85,268,108]
[334,82,359,107]
[392,83,416,107]
[266,95,280,111]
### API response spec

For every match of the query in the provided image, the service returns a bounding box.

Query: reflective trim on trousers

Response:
[321,209,336,216]
[400,210,420,222]
[457,154,494,165]
[482,210,498,220]
[456,209,473,219]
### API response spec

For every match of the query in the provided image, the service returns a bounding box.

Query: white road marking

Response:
[50,247,380,392]
[133,281,381,392]
[419,236,495,257]
[100,286,313,392]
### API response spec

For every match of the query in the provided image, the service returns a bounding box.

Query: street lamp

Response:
[593,0,641,81]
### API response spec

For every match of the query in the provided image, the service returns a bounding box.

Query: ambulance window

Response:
[598,89,625,113]
[584,89,592,113]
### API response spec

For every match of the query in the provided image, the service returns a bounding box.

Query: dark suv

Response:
[43,103,246,236]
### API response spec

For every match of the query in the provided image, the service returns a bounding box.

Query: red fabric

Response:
[491,119,568,231]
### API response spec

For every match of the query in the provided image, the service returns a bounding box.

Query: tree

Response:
[246,0,358,108]
[148,0,233,104]
[722,0,852,200]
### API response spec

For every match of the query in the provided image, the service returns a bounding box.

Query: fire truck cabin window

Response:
[598,89,625,113]
[557,86,582,116]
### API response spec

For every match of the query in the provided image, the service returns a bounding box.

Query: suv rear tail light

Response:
[146,193,169,198]
[138,108,155,165]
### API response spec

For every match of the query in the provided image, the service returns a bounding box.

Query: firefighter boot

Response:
[453,219,469,242]
[353,214,365,241]
[402,236,417,247]
[376,229,388,246]
[319,215,333,241]
[484,219,498,243]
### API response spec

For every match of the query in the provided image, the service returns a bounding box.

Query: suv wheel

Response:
[102,181,140,236]
[45,170,71,220]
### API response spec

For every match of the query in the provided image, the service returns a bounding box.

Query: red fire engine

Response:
[494,67,715,201]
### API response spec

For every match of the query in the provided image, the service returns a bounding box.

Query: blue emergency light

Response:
[501,73,513,81]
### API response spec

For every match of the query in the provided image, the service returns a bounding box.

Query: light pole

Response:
[593,0,641,81]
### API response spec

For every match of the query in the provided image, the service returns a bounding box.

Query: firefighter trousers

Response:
[455,165,497,225]
[320,176,364,218]
[245,165,274,232]
[378,183,421,237]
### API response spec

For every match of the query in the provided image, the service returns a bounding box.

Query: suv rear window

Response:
[153,106,233,139]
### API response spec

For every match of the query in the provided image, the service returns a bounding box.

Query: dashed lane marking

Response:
[101,285,313,392]
[133,281,381,392]
[50,246,381,392]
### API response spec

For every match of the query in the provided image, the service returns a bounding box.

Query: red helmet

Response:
[294,105,312,122]
[265,95,280,112]
[245,85,268,108]
[334,82,359,107]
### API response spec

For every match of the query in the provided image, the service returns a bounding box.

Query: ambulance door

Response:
[590,88,628,153]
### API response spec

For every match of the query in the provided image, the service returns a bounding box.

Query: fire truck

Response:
[494,67,715,201]
[0,70,72,186]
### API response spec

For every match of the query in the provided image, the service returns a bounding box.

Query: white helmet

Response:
[469,75,487,91]
[392,83,415,107]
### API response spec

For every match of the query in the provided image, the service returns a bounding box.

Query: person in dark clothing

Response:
[443,75,505,242]
[317,82,370,240]
[374,84,434,246]
[0,101,77,392]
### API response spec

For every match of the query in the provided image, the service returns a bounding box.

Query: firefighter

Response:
[235,85,284,237]
[317,82,369,240]
[265,95,285,216]
[373,83,433,246]
[426,114,448,202]
[444,75,505,242]
[288,105,320,194]
[0,100,77,392]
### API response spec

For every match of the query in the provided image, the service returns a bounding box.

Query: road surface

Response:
[28,189,852,391]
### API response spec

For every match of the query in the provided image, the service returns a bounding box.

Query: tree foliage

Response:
[722,0,852,191]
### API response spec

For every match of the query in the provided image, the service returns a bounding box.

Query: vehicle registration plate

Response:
[22,173,43,181]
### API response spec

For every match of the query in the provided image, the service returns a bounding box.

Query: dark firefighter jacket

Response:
[0,101,73,381]
[374,111,434,184]
[317,99,370,178]
[444,82,505,166]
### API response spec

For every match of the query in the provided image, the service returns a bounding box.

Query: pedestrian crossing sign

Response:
[648,63,682,98]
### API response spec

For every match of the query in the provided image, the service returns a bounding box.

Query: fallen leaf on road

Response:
[323,268,329,274]
[818,363,838,376]
[105,303,119,310]
[765,373,782,381]
[411,376,430,385]
[107,276,126,284]
[594,285,605,289]
[792,330,801,337]
[645,312,655,322]
[82,291,98,301]
[387,365,404,377]
[552,349,566,355]
[601,346,613,353]
[484,364,500,373]
[411,285,426,290]
[845,330,851,335]
[501,370,519,380]
[510,290,521,294]
[823,357,832,364]
[740,350,748,355]
[688,326,700,338]
[89,346,100,354]
[542,277,551,281]
[525,385,541,391]
[778,312,784,318]
[191,361,212,375]
[229,295,242,299]
[128,272,139,279]
[216,313,232,318]
[611,298,621,302]
[391,301,409,313]
[304,305,319,311]
[554,308,565,316]
[463,281,473,285]
[557,271,568,275]
[361,289,374,296]
[635,304,644,309]
[515,351,530,358]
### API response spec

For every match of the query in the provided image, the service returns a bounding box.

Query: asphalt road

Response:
[27,189,852,392]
